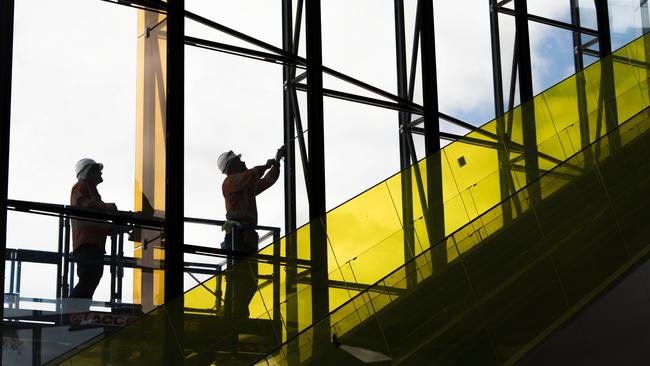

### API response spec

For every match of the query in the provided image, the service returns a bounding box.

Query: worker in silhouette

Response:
[68,158,118,314]
[217,147,285,322]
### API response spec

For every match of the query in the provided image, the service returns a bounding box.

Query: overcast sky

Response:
[5,0,646,304]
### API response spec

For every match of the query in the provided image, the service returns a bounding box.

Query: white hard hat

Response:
[217,151,240,174]
[75,158,103,178]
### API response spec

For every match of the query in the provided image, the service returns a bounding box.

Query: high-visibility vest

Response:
[222,164,279,233]
[70,180,109,252]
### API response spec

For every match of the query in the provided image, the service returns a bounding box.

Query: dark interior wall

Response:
[520,257,650,366]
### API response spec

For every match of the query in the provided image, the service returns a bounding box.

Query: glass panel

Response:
[260,61,650,365]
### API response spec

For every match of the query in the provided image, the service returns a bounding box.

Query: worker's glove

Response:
[275,146,287,161]
[221,220,241,232]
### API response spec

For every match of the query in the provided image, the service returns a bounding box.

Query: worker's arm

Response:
[224,166,267,193]
[255,161,280,195]
[254,146,284,194]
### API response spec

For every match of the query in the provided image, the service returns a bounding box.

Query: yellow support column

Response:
[134,10,167,312]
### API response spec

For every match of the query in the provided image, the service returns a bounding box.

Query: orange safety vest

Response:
[222,164,279,233]
[70,180,109,252]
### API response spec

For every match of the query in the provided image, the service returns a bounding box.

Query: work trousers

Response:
[223,229,259,321]
[70,244,105,304]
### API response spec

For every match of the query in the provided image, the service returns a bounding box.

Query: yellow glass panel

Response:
[443,138,497,195]
[504,106,524,146]
[343,228,407,286]
[444,192,472,236]
[531,96,558,145]
[613,83,649,124]
[543,76,586,133]
[538,134,568,170]
[467,169,503,216]
[324,181,402,271]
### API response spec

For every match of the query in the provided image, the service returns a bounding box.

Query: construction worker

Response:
[68,158,117,313]
[217,147,285,322]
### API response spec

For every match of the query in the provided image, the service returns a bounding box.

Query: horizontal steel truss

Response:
[104,0,483,133]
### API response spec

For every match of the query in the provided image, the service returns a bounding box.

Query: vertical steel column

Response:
[394,0,416,288]
[305,0,329,349]
[282,0,300,361]
[489,0,505,117]
[110,235,117,306]
[56,215,64,306]
[639,0,650,34]
[272,229,282,343]
[32,327,41,366]
[596,0,621,151]
[117,233,124,302]
[419,0,446,262]
[596,0,613,58]
[165,0,184,363]
[63,217,71,297]
[514,0,540,201]
[571,0,593,165]
[0,2,15,350]
[282,0,296,260]
[642,0,650,85]
[489,0,514,224]
[405,2,435,242]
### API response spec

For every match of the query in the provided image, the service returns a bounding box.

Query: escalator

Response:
[264,106,650,365]
[57,33,650,366]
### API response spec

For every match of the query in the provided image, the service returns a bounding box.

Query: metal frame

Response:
[2,0,642,363]
[1,7,15,361]
[165,0,185,363]
[281,0,300,361]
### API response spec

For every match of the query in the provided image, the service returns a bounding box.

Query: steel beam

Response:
[490,0,505,118]
[294,83,421,113]
[596,0,621,152]
[282,0,299,362]
[514,0,540,201]
[282,0,297,239]
[394,0,416,289]
[571,0,593,170]
[185,10,304,66]
[639,0,650,34]
[165,0,184,363]
[419,0,446,266]
[642,0,650,99]
[498,7,599,37]
[305,0,329,350]
[489,0,514,223]
[185,10,420,111]
[293,0,304,55]
[288,90,312,201]
[321,65,422,112]
[408,3,421,103]
[185,36,302,67]
[0,1,15,348]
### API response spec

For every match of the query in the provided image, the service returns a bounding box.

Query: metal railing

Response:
[3,199,282,319]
